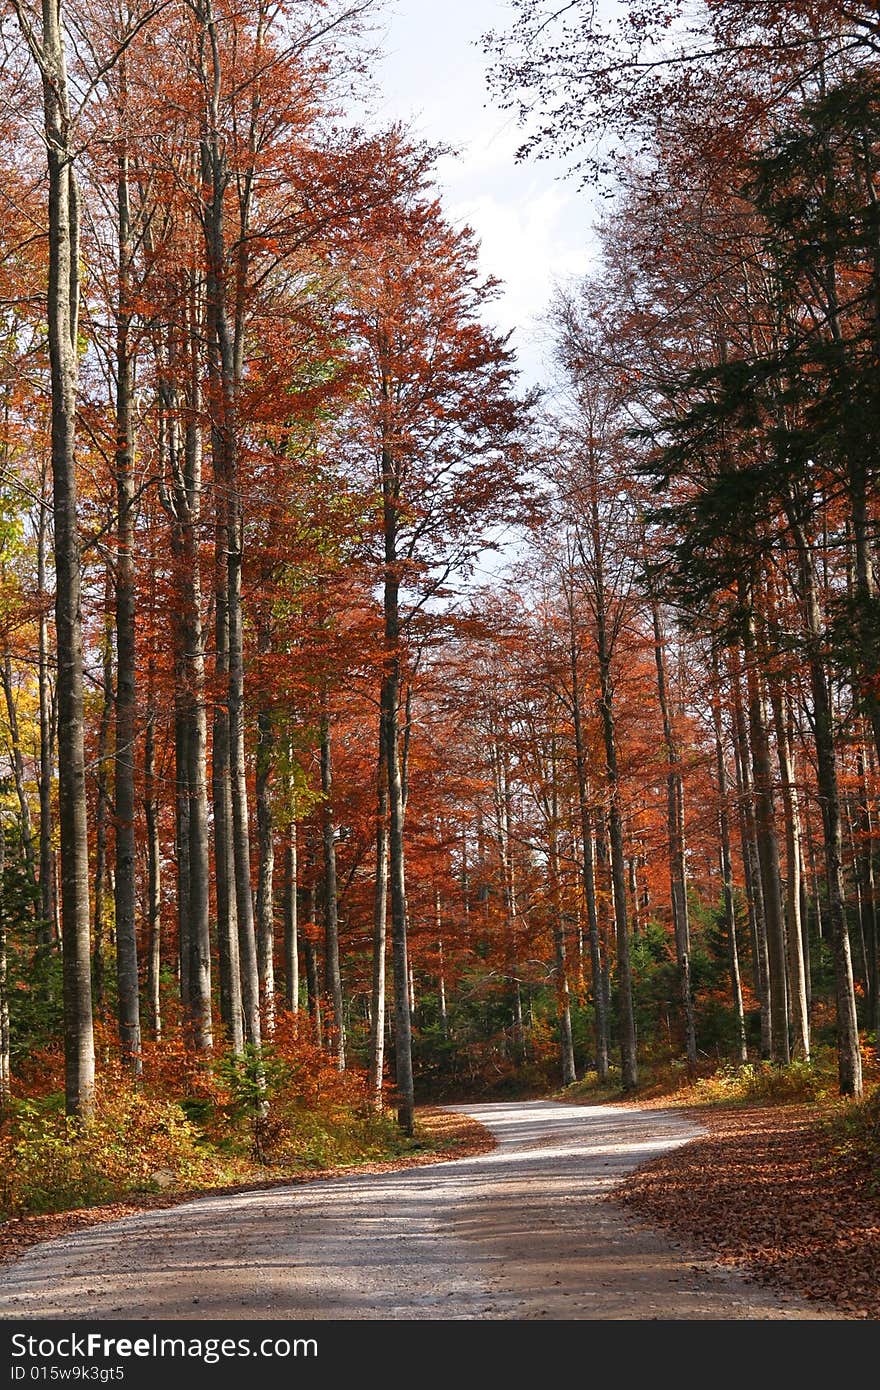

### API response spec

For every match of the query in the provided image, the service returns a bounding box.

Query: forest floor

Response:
[2,1080,876,1319]
[0,1107,493,1272]
[0,1101,834,1319]
[615,1098,880,1320]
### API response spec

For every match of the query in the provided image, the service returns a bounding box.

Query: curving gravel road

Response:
[0,1101,841,1320]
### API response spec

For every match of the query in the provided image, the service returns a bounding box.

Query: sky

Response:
[363,0,601,388]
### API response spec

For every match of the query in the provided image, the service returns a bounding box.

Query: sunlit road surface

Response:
[0,1100,842,1319]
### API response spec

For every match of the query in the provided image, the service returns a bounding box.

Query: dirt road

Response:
[0,1100,842,1319]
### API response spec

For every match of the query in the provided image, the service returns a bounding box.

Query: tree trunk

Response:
[368,731,389,1109]
[549,743,576,1086]
[855,743,879,1040]
[228,511,261,1051]
[283,814,299,1015]
[212,474,242,1052]
[196,0,260,1056]
[650,595,697,1071]
[174,684,191,1009]
[730,648,772,1057]
[786,504,862,1097]
[36,473,54,947]
[762,588,810,1058]
[710,654,748,1062]
[741,598,790,1064]
[380,416,415,1133]
[319,712,345,1068]
[92,585,113,1012]
[0,828,10,1122]
[163,379,215,1053]
[302,883,322,1048]
[255,645,276,1037]
[581,485,637,1089]
[24,0,96,1118]
[565,575,608,1078]
[113,103,141,1071]
[144,706,161,1041]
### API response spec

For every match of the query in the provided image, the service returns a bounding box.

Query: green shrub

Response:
[0,1081,228,1218]
[693,1058,827,1105]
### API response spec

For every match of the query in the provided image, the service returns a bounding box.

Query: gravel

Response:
[0,1100,844,1320]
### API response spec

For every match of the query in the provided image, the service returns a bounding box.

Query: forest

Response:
[0,0,878,1257]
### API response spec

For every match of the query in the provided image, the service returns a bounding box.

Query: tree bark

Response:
[379,404,415,1130]
[92,585,113,1011]
[650,595,697,1071]
[785,503,863,1097]
[729,647,772,1057]
[36,472,54,947]
[283,800,299,1015]
[855,742,879,1040]
[255,635,276,1037]
[0,828,10,1122]
[368,730,389,1109]
[764,645,811,1059]
[710,653,748,1062]
[113,95,141,1071]
[549,742,576,1085]
[19,0,96,1118]
[144,705,161,1041]
[320,711,345,1069]
[741,596,790,1064]
[302,882,322,1048]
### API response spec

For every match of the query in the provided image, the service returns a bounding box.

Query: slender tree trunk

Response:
[113,99,141,1071]
[91,580,113,1012]
[549,743,576,1086]
[36,474,54,947]
[730,648,772,1057]
[144,705,161,1041]
[174,683,191,1009]
[710,655,748,1062]
[164,383,215,1052]
[320,711,345,1069]
[379,417,415,1133]
[650,595,697,1071]
[0,828,9,1122]
[196,0,260,1056]
[255,634,276,1037]
[786,504,862,1097]
[856,743,879,1040]
[182,415,214,1053]
[212,472,242,1051]
[565,582,609,1080]
[228,512,260,1051]
[437,919,448,1041]
[368,731,389,1109]
[741,598,790,1064]
[22,0,96,1117]
[763,662,810,1058]
[302,883,322,1048]
[283,810,299,1015]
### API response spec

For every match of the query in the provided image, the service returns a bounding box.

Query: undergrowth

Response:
[558,1048,851,1107]
[0,1018,445,1220]
[826,1084,880,1191]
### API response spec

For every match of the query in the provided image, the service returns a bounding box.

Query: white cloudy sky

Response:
[363,0,601,387]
